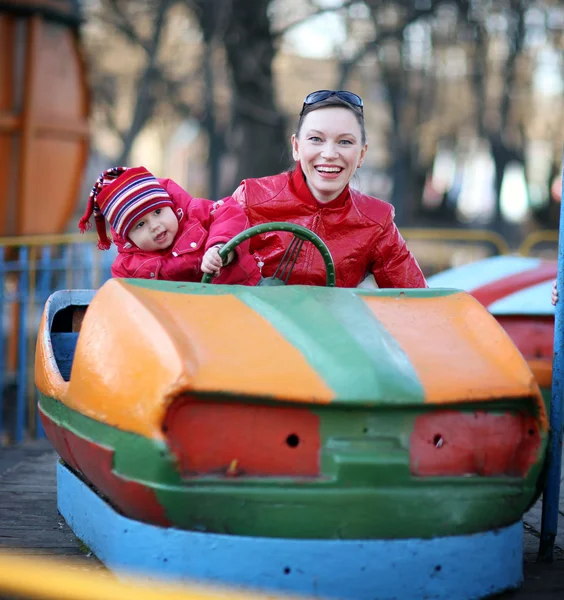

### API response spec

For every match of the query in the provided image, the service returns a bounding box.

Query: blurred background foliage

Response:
[80,0,564,244]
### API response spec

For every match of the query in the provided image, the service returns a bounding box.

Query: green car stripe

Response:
[238,286,424,403]
[125,280,436,405]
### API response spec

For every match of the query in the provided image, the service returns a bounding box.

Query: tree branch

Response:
[337,0,451,88]
[116,0,174,164]
[499,0,525,134]
[272,0,358,40]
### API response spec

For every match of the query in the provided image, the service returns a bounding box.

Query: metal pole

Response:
[538,153,564,562]
[15,247,29,443]
[34,245,52,439]
[0,247,5,439]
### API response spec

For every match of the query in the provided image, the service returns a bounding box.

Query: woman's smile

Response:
[315,165,344,178]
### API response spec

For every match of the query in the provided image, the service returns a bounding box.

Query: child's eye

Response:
[136,221,145,229]
[154,209,161,215]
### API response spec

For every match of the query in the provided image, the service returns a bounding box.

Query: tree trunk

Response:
[223,0,287,188]
[116,0,173,164]
[196,0,225,199]
[381,63,412,225]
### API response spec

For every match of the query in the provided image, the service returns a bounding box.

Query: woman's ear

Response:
[357,143,368,168]
[291,134,300,162]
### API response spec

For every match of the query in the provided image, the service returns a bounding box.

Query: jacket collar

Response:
[290,162,350,210]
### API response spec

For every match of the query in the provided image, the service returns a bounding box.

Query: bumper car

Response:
[428,255,556,406]
[35,225,548,600]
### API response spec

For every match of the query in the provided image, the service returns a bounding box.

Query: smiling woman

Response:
[232,90,427,289]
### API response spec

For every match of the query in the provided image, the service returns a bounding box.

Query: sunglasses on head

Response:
[300,90,363,115]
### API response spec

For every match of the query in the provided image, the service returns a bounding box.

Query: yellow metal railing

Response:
[399,228,511,276]
[401,228,560,264]
[0,232,99,247]
[400,228,512,256]
[518,230,558,257]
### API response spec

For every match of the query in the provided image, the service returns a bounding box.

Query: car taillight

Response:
[410,411,541,477]
[163,395,321,478]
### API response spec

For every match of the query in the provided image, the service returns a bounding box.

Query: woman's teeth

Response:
[316,167,342,173]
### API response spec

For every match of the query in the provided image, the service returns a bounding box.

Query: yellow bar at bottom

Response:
[0,553,294,600]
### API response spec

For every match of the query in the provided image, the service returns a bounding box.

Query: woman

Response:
[232,89,427,288]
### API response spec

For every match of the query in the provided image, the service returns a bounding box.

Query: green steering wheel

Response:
[201,222,336,287]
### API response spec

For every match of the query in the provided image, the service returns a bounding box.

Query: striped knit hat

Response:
[78,166,174,250]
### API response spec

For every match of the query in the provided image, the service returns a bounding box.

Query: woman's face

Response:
[291,107,368,203]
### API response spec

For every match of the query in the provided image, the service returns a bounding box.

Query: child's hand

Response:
[201,245,234,275]
[552,279,558,306]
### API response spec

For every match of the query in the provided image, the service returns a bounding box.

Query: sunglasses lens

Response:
[337,91,363,108]
[304,90,333,105]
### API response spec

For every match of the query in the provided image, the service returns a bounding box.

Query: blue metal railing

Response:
[0,234,115,444]
[0,246,5,442]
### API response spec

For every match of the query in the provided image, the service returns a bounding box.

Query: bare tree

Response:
[189,0,229,198]
[222,0,287,185]
[333,0,563,230]
[334,1,449,225]
[85,0,179,164]
[83,0,563,228]
[87,0,292,194]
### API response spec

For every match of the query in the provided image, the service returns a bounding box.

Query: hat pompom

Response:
[97,239,112,251]
[78,217,92,233]
[94,214,112,250]
[78,196,95,233]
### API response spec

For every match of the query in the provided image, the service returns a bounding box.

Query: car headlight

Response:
[410,410,541,477]
[163,394,321,478]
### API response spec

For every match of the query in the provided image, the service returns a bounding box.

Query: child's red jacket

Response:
[111,178,260,285]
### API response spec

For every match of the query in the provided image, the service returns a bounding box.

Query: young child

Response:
[78,166,260,285]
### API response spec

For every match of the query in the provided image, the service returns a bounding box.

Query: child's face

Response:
[128,207,179,251]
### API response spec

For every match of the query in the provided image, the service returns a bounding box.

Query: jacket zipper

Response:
[304,213,321,279]
[312,213,321,233]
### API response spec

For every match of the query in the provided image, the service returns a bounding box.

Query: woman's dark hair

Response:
[295,96,367,145]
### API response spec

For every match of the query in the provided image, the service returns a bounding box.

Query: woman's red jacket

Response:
[233,168,427,288]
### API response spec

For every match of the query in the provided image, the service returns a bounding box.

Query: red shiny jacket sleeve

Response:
[163,179,251,263]
[232,182,247,209]
[202,199,250,251]
[371,208,427,288]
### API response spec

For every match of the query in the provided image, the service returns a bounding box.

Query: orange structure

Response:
[0,0,89,236]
